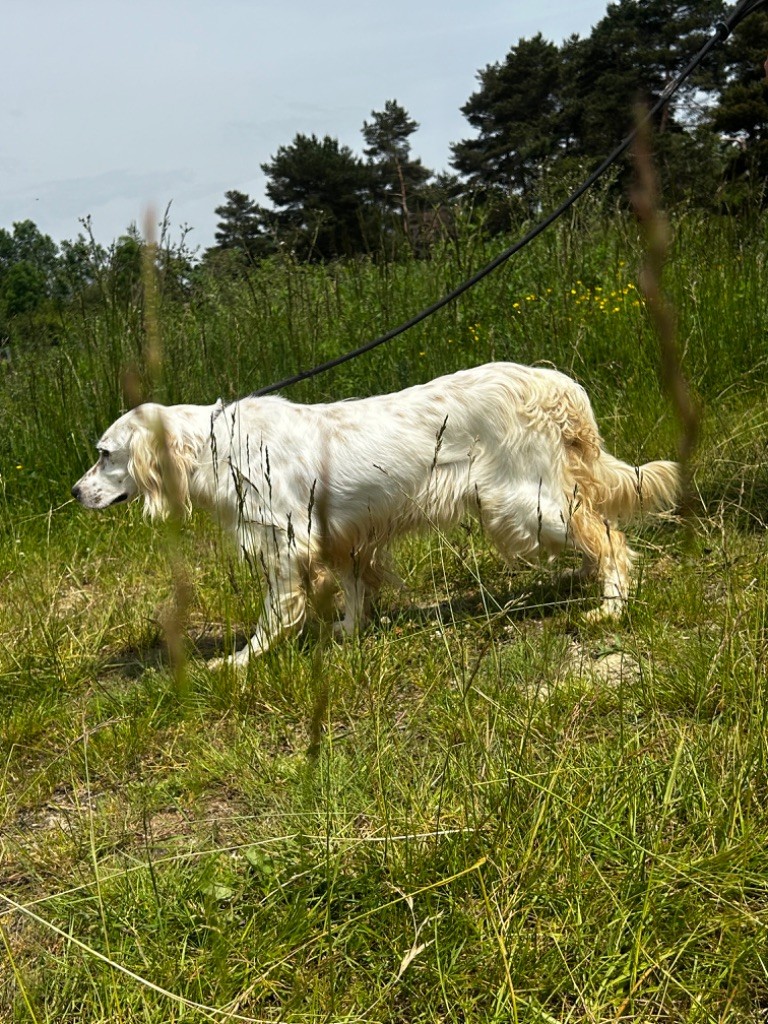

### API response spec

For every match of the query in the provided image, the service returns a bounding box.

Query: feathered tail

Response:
[592,452,681,523]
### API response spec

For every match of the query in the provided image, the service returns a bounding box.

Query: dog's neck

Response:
[175,402,227,512]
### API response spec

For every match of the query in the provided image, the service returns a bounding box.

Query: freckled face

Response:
[71,422,138,510]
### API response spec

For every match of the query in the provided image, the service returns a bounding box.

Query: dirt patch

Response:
[565,639,642,687]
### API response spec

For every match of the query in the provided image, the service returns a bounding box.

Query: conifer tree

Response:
[261,133,376,259]
[451,34,564,205]
[711,10,768,204]
[213,190,272,262]
[362,100,432,229]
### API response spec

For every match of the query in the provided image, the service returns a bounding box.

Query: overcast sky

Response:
[2,0,608,254]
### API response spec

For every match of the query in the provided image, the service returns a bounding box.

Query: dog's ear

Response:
[128,412,194,521]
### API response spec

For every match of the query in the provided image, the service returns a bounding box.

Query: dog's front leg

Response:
[333,568,370,640]
[210,564,308,669]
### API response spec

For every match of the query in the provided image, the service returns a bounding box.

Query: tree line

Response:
[1,0,766,341]
[210,0,767,262]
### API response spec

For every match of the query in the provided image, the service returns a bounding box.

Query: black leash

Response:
[251,0,767,399]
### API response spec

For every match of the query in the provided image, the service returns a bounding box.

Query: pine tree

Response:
[213,190,272,262]
[560,0,726,156]
[450,3,729,210]
[362,100,432,232]
[711,10,768,204]
[261,134,376,259]
[450,34,564,205]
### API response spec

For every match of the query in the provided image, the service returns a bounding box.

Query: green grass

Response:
[2,209,768,1021]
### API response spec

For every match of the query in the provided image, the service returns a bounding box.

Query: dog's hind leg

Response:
[567,510,634,619]
[482,484,633,619]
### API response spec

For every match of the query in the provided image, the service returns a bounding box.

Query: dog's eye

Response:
[98,448,111,461]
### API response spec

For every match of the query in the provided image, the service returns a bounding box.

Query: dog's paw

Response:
[207,653,246,671]
[583,600,624,623]
[561,565,595,583]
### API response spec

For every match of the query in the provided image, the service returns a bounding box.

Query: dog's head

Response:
[71,404,198,520]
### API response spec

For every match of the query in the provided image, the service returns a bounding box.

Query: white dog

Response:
[72,362,680,666]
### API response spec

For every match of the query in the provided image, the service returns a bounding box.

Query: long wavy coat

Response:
[72,363,680,666]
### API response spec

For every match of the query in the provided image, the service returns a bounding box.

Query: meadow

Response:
[1,203,768,1022]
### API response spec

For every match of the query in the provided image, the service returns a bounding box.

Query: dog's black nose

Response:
[71,484,81,501]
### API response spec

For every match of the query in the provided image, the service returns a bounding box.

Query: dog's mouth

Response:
[108,492,130,506]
